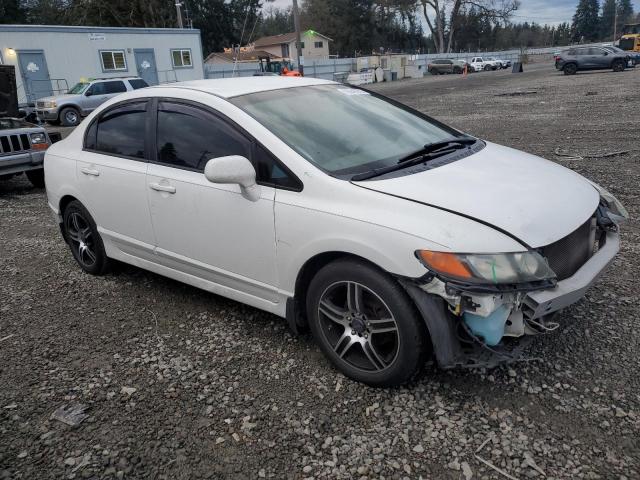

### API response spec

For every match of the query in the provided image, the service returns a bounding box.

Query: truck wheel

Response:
[484,65,491,71]
[563,63,577,75]
[60,107,81,127]
[612,59,625,72]
[26,169,45,188]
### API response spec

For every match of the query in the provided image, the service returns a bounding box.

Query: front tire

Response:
[306,259,428,387]
[60,107,81,127]
[62,200,110,275]
[26,169,45,188]
[612,59,625,72]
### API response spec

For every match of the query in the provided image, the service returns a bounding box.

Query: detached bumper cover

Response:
[522,231,619,320]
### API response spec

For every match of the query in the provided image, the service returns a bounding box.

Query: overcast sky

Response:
[268,0,640,26]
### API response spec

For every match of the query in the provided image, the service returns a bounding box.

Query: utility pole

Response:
[292,0,303,75]
[613,2,618,42]
[176,2,184,29]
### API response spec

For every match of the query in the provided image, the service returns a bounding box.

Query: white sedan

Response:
[44,77,626,387]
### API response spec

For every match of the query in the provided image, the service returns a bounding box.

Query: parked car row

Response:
[427,56,512,75]
[555,45,636,75]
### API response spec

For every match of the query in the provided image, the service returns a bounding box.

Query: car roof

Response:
[149,76,336,99]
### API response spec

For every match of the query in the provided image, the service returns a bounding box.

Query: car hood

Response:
[38,94,77,103]
[352,141,600,249]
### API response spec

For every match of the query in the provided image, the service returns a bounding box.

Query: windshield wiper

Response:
[351,137,477,181]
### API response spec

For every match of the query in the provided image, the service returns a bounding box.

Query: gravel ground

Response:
[1,63,639,480]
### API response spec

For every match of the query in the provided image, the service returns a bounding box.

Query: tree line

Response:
[572,0,637,43]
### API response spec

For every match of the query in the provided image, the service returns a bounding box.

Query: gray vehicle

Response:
[0,118,53,187]
[36,77,148,127]
[555,46,632,75]
[427,58,468,75]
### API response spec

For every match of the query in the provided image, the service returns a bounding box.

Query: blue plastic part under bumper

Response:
[462,304,510,346]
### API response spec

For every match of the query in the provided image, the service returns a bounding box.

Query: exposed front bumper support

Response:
[402,230,620,369]
[522,231,619,320]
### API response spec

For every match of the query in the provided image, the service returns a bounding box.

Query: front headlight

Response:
[416,250,556,284]
[30,132,47,144]
[41,101,56,108]
[30,132,49,151]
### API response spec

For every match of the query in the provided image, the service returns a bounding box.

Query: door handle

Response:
[149,183,176,194]
[80,167,100,176]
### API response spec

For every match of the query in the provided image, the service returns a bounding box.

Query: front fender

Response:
[274,203,439,296]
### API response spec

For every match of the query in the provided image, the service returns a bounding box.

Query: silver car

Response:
[36,77,148,126]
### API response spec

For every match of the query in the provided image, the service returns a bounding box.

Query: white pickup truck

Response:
[468,57,497,72]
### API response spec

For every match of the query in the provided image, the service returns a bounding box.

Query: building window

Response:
[171,49,193,68]
[300,42,305,49]
[314,41,323,48]
[100,50,127,72]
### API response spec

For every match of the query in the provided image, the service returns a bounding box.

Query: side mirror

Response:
[85,90,93,97]
[204,155,260,201]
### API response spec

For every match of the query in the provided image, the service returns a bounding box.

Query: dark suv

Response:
[555,46,632,75]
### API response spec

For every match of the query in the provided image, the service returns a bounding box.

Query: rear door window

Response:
[91,101,148,159]
[128,79,149,90]
[103,81,127,94]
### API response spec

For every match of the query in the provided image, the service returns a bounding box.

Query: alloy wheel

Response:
[65,212,97,267]
[65,110,78,125]
[317,281,400,372]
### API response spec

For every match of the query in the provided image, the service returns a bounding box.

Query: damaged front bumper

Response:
[401,229,620,369]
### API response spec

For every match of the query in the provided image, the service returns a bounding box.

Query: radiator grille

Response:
[542,216,595,281]
[0,134,31,155]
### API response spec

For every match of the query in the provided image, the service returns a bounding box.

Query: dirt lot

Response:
[1,63,639,480]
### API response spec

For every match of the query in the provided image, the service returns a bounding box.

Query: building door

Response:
[16,50,52,102]
[134,49,159,85]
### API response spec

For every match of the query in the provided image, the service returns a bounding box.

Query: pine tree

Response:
[617,0,635,36]
[572,0,600,42]
[600,0,616,40]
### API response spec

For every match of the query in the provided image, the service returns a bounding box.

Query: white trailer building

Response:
[0,25,204,104]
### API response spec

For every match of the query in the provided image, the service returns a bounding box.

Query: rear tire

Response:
[306,259,428,387]
[612,59,625,72]
[429,68,438,75]
[26,169,45,188]
[563,63,577,75]
[62,200,110,275]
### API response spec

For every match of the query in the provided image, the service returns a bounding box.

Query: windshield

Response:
[68,82,90,94]
[230,85,461,176]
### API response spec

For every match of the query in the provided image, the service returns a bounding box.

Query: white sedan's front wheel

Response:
[307,259,428,387]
